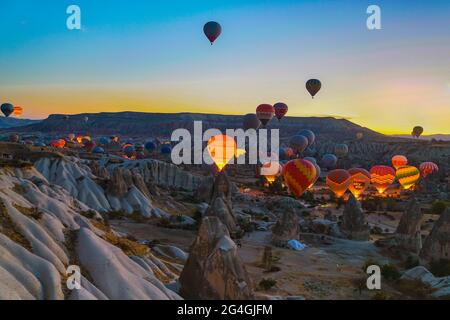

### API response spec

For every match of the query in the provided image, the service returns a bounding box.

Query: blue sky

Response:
[0,0,449,133]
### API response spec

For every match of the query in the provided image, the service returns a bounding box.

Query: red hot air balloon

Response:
[203,21,222,45]
[348,168,371,198]
[306,79,322,98]
[51,139,66,148]
[419,162,439,178]
[370,165,396,194]
[282,159,317,198]
[273,102,288,121]
[392,155,408,170]
[326,169,351,198]
[256,104,275,126]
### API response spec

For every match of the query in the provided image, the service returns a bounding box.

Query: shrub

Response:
[259,278,277,291]
[430,201,448,215]
[430,259,450,277]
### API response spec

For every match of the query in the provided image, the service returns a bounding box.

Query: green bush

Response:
[259,278,277,291]
[430,259,450,277]
[430,201,448,215]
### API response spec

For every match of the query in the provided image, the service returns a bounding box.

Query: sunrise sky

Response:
[0,0,449,134]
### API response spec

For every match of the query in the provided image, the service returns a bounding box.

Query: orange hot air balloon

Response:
[207,134,246,171]
[261,160,282,184]
[326,169,351,198]
[13,106,23,117]
[51,139,66,148]
[396,166,420,190]
[419,162,439,178]
[392,155,408,170]
[283,159,316,198]
[348,168,371,198]
[370,165,396,194]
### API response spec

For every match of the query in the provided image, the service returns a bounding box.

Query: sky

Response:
[0,0,449,134]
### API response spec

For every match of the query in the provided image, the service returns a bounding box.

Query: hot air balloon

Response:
[289,135,309,154]
[9,134,19,143]
[161,145,172,155]
[303,157,317,165]
[392,155,408,170]
[335,144,349,158]
[370,165,396,194]
[282,159,317,198]
[321,154,338,170]
[279,147,295,160]
[67,133,76,141]
[1,103,14,117]
[135,144,145,153]
[326,169,351,198]
[110,136,120,143]
[419,162,439,178]
[81,136,91,145]
[310,162,321,188]
[99,137,110,146]
[273,102,288,121]
[297,129,315,146]
[412,126,423,138]
[13,106,23,117]
[93,146,105,154]
[51,139,66,148]
[145,141,157,153]
[203,21,222,45]
[256,104,275,126]
[261,160,282,184]
[243,113,261,130]
[124,145,135,157]
[84,116,89,123]
[206,135,245,171]
[306,79,321,98]
[24,140,34,146]
[396,166,420,190]
[348,168,371,198]
[84,140,96,152]
[356,132,364,140]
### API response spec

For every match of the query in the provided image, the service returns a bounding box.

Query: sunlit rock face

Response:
[341,195,370,241]
[420,208,450,262]
[179,217,254,300]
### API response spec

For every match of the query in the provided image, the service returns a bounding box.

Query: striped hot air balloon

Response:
[392,155,408,170]
[282,159,317,198]
[256,104,275,126]
[396,166,420,190]
[326,169,351,198]
[348,168,371,198]
[370,165,396,194]
[419,162,439,178]
[274,102,288,121]
[13,106,23,117]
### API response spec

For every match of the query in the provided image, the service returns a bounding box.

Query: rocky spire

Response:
[106,168,129,197]
[395,197,423,253]
[420,208,450,262]
[271,208,300,246]
[341,194,370,241]
[179,216,254,300]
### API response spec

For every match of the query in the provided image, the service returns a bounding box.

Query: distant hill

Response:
[0,117,41,129]
[5,111,394,142]
[391,134,450,141]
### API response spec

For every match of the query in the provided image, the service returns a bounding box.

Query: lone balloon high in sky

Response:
[306,79,322,98]
[203,21,222,45]
[1,103,14,117]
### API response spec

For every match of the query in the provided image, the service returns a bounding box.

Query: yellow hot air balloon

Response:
[396,166,420,190]
[207,134,245,171]
[326,169,351,198]
[348,168,371,199]
[261,160,282,184]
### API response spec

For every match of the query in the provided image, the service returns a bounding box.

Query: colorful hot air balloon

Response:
[203,21,222,45]
[412,126,423,138]
[206,135,246,171]
[392,155,408,170]
[297,129,316,146]
[273,102,288,121]
[419,162,439,178]
[326,169,351,198]
[261,160,282,184]
[51,139,66,148]
[124,145,135,157]
[396,166,420,190]
[289,135,309,154]
[243,113,261,130]
[84,140,96,152]
[13,106,23,117]
[145,141,157,152]
[348,168,371,198]
[306,79,322,98]
[1,103,14,117]
[310,162,321,188]
[321,154,338,170]
[99,137,110,146]
[335,144,349,158]
[256,104,275,126]
[370,165,396,194]
[282,159,317,198]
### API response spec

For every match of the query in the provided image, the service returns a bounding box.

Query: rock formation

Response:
[179,216,254,300]
[401,266,450,299]
[420,208,450,262]
[271,209,300,246]
[106,168,129,198]
[205,196,238,235]
[341,194,370,241]
[395,197,423,253]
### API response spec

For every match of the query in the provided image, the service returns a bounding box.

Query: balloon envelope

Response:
[392,155,408,170]
[273,102,288,120]
[256,104,275,126]
[326,169,351,198]
[282,159,317,198]
[396,166,420,190]
[203,21,222,44]
[93,146,105,154]
[303,157,317,165]
[419,162,439,178]
[321,154,338,170]
[1,103,14,117]
[335,144,349,158]
[243,113,261,130]
[261,160,282,184]
[145,141,157,152]
[9,134,19,143]
[289,135,309,154]
[412,126,424,138]
[306,79,322,98]
[370,165,396,194]
[348,168,371,198]
[297,130,315,146]
[161,145,172,155]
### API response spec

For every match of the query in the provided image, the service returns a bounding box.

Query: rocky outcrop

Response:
[205,197,238,235]
[89,161,110,179]
[420,208,450,262]
[395,197,423,253]
[179,217,254,300]
[401,266,450,299]
[271,209,300,246]
[341,195,370,241]
[106,168,129,198]
[194,176,215,203]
